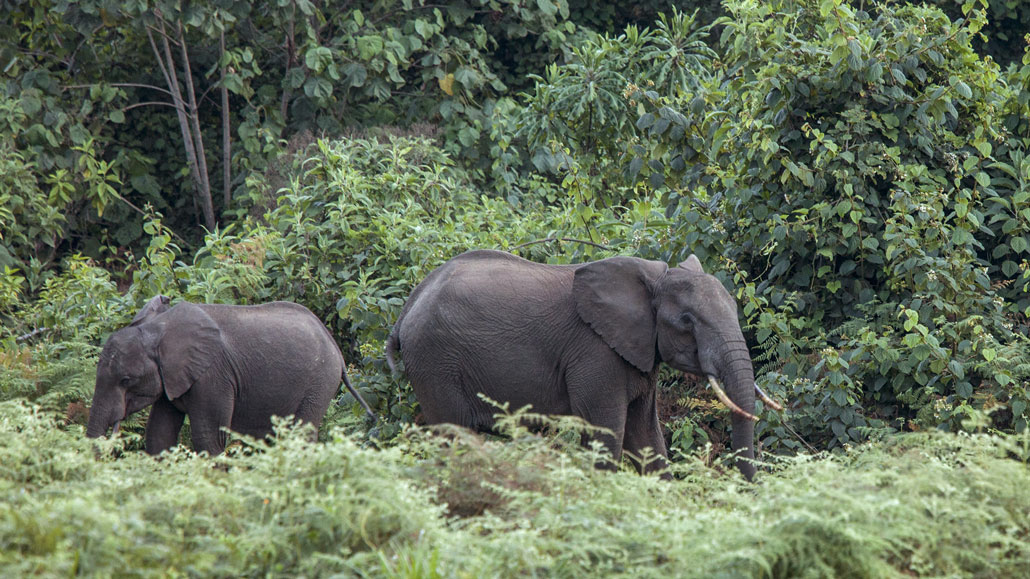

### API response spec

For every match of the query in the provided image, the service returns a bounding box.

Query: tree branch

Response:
[63,82,175,98]
[122,101,183,112]
[509,237,612,251]
[17,327,49,342]
[111,192,188,244]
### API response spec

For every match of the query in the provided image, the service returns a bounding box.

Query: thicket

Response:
[1,400,1028,576]
[623,0,1030,449]
[3,0,1030,457]
[2,1,1030,570]
[2,0,1030,568]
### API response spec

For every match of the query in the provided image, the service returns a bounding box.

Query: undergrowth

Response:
[1,401,1027,577]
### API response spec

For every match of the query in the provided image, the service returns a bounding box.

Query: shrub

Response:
[5,400,1027,576]
[631,0,1030,448]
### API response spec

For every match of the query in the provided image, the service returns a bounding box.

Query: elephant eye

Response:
[679,312,695,328]
[120,376,133,386]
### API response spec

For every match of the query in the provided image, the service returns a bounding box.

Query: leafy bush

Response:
[1,134,677,448]
[516,9,716,206]
[1,400,1027,577]
[628,0,1030,448]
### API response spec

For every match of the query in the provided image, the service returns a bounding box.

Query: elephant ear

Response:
[678,254,704,273]
[142,303,225,400]
[573,256,669,373]
[131,295,171,326]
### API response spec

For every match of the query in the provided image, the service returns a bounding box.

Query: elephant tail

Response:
[385,329,400,375]
[342,367,376,421]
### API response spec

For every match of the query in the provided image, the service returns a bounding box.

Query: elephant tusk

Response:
[707,376,758,422]
[111,421,121,436]
[754,384,783,411]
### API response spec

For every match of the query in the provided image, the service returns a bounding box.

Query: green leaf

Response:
[108,110,125,124]
[20,93,42,116]
[955,201,968,218]
[947,360,965,380]
[305,46,333,73]
[953,80,972,99]
[357,36,384,60]
[457,126,479,147]
[414,19,432,39]
[453,66,478,89]
[1013,398,1028,418]
[303,77,333,100]
[345,63,367,88]
[628,156,643,180]
[536,0,558,16]
[285,67,306,89]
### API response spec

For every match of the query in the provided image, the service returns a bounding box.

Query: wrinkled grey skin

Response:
[88,296,373,455]
[386,250,758,479]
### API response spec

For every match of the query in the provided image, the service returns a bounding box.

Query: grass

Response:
[0,400,1028,577]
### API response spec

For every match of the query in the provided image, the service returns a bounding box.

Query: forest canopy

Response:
[1,0,1030,574]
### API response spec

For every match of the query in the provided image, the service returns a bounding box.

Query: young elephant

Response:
[88,296,374,454]
[387,250,778,479]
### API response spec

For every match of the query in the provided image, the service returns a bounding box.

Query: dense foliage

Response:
[1,400,1028,576]
[3,0,1030,573]
[625,0,1030,450]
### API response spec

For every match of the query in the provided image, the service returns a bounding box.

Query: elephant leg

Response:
[185,389,234,455]
[623,389,671,478]
[414,375,493,431]
[144,397,186,455]
[566,368,628,471]
[294,387,337,441]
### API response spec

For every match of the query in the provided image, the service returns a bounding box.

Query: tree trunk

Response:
[220,30,232,211]
[176,21,215,230]
[146,13,216,231]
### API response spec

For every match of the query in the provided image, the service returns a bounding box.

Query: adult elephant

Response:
[87,296,374,455]
[386,250,778,479]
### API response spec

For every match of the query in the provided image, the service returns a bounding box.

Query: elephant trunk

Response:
[85,411,107,438]
[86,392,124,439]
[716,343,757,480]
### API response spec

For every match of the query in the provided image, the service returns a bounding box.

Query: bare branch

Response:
[64,82,175,98]
[17,327,49,342]
[111,192,188,243]
[122,101,184,112]
[145,26,174,91]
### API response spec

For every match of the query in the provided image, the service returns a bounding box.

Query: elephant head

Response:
[574,255,766,479]
[87,297,224,439]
